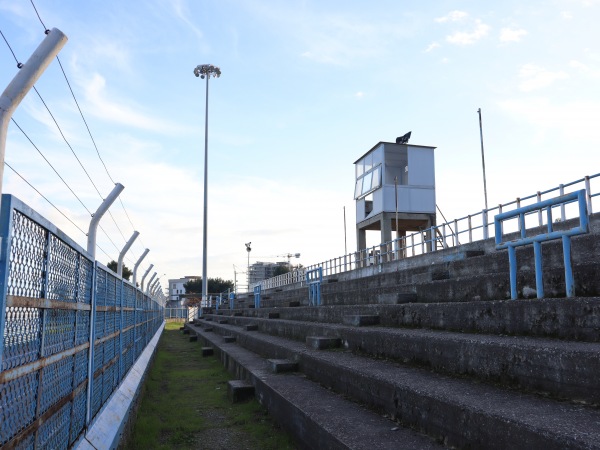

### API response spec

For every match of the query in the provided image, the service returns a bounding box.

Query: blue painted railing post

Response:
[85,261,98,426]
[254,285,261,309]
[533,241,544,298]
[508,245,517,300]
[306,267,323,306]
[563,235,574,297]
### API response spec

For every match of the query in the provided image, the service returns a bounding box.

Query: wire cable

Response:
[29,4,141,251]
[29,0,48,31]
[0,28,22,67]
[31,86,105,197]
[17,5,146,259]
[4,161,87,235]
[54,57,115,185]
[12,118,93,215]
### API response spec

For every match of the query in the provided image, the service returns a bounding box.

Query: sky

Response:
[1,0,599,293]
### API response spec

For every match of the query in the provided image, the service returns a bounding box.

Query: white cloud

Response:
[498,97,600,142]
[425,42,440,52]
[244,2,415,66]
[518,64,568,91]
[80,73,189,134]
[167,0,204,41]
[446,19,490,45]
[355,91,365,99]
[86,38,132,74]
[500,27,527,43]
[297,17,391,64]
[435,11,468,23]
[561,11,574,19]
[569,60,600,77]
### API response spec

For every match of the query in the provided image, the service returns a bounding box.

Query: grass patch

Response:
[123,322,296,450]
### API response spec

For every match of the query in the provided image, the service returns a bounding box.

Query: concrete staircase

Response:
[185,296,600,449]
[183,214,600,449]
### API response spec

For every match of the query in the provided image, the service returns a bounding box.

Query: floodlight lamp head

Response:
[193,64,222,79]
[395,131,412,145]
[245,242,252,252]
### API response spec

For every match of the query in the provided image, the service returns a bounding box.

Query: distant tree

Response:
[107,260,132,281]
[184,277,234,294]
[273,265,291,277]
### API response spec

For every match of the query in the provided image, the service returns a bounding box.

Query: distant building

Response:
[168,276,200,304]
[248,261,288,286]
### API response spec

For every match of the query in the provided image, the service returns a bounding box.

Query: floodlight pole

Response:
[477,108,489,211]
[117,231,139,277]
[0,28,67,205]
[132,248,149,287]
[87,183,125,260]
[245,242,251,292]
[140,264,154,292]
[194,64,221,306]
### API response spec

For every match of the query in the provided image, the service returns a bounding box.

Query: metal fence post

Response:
[118,231,139,277]
[140,264,153,292]
[0,196,13,370]
[560,184,565,221]
[537,192,543,226]
[119,279,124,381]
[585,176,593,215]
[132,249,149,287]
[0,29,67,205]
[87,184,124,260]
[482,209,489,240]
[85,262,98,426]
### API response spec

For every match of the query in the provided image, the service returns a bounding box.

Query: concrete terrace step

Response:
[225,297,600,342]
[185,323,443,450]
[200,313,600,404]
[251,220,600,307]
[188,321,600,449]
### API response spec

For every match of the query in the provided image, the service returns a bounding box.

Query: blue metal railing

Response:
[256,173,599,291]
[0,194,164,448]
[494,190,589,299]
[306,267,322,306]
[254,284,261,309]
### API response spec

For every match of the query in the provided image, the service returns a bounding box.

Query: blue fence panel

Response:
[0,194,164,449]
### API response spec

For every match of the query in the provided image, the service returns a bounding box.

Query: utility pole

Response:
[477,108,489,210]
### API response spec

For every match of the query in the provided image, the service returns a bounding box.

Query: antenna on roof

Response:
[396,131,411,144]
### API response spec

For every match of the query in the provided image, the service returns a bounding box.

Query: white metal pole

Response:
[477,108,489,210]
[0,28,68,202]
[87,183,125,259]
[343,206,347,255]
[132,248,149,287]
[140,263,154,291]
[117,231,139,277]
[146,272,157,295]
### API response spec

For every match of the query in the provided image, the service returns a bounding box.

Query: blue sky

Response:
[1,0,599,291]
